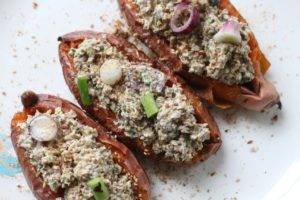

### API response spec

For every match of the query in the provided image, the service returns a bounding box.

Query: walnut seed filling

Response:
[17,108,135,200]
[133,0,255,85]
[69,38,210,162]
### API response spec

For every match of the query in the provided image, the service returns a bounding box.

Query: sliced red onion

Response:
[214,20,242,44]
[170,3,200,34]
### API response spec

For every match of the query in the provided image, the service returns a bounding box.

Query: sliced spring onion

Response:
[99,59,123,86]
[77,75,92,106]
[141,91,159,118]
[29,115,58,142]
[87,177,109,200]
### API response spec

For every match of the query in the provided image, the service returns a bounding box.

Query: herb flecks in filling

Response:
[69,38,210,162]
[134,0,255,85]
[18,108,134,200]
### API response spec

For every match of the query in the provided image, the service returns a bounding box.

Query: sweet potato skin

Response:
[119,0,280,111]
[11,93,150,200]
[58,31,221,165]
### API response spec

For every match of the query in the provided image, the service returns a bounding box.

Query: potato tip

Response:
[21,91,39,108]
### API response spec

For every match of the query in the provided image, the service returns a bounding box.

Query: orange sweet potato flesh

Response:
[11,93,150,200]
[119,0,280,111]
[58,31,221,165]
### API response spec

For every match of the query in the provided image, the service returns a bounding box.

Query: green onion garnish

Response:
[87,177,109,200]
[77,75,92,106]
[141,91,159,118]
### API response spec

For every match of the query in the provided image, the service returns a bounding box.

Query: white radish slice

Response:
[29,115,58,142]
[100,59,123,86]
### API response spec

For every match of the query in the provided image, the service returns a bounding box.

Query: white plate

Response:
[0,0,300,199]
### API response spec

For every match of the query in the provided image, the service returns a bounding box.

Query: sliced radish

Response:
[100,59,123,86]
[29,115,58,142]
[214,20,242,44]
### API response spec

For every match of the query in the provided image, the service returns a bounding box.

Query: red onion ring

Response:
[170,2,200,34]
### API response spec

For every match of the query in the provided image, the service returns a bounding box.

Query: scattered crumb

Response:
[100,14,107,22]
[2,92,7,96]
[210,172,216,177]
[235,179,240,183]
[90,24,95,29]
[250,145,259,153]
[16,30,24,37]
[247,140,253,144]
[267,44,277,51]
[271,115,278,124]
[32,2,38,9]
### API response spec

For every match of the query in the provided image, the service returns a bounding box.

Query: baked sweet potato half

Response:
[58,31,221,164]
[119,0,280,111]
[11,91,150,200]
